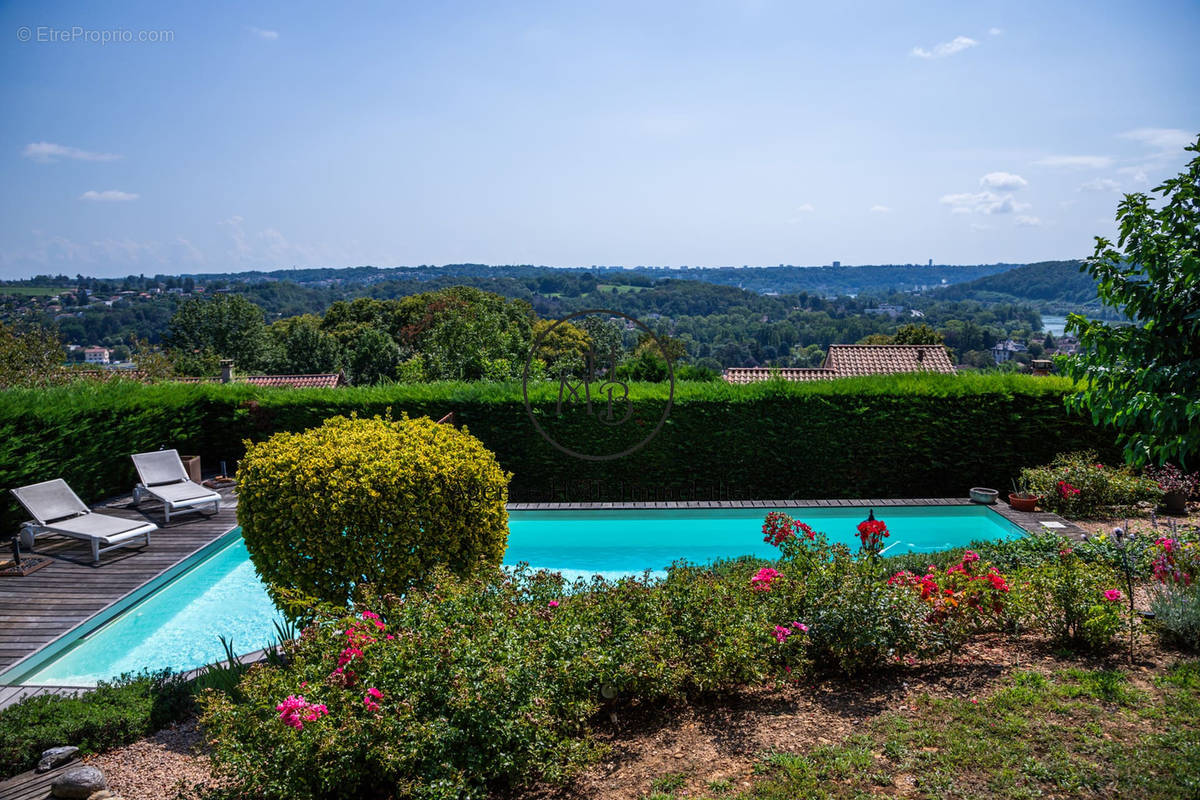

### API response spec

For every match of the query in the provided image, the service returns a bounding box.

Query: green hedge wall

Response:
[0,374,1116,529]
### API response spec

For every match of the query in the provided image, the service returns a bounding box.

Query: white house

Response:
[991,339,1027,364]
[84,346,111,364]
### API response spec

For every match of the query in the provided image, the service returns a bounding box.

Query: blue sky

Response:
[1,0,1197,278]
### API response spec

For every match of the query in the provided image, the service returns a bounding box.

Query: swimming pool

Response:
[10,505,1022,686]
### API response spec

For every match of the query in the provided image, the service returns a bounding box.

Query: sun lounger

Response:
[11,479,156,565]
[131,449,222,523]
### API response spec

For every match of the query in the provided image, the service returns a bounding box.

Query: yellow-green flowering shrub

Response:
[236,414,510,608]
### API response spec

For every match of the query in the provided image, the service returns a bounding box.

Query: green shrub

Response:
[0,672,192,777]
[1020,451,1162,518]
[236,414,510,610]
[1011,549,1125,651]
[1,374,1115,530]
[200,511,960,800]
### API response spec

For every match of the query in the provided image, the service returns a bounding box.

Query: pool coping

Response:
[507,498,1089,539]
[0,498,1083,700]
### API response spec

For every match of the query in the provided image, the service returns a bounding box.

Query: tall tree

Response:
[166,294,271,374]
[268,315,344,375]
[1063,134,1200,467]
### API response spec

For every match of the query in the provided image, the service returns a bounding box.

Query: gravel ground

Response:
[83,720,217,800]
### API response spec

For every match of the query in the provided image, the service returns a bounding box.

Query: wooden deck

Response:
[0,488,239,698]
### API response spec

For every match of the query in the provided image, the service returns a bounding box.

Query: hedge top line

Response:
[0,373,1077,416]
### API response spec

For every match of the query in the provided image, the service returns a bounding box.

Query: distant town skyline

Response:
[2,0,1198,279]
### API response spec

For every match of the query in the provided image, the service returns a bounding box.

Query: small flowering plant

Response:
[856,516,890,556]
[889,551,1010,655]
[760,511,835,571]
[749,566,780,592]
[1057,481,1081,500]
[1151,537,1198,587]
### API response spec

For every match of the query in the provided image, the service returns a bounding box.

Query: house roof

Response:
[68,370,346,388]
[824,344,956,376]
[723,367,837,384]
[173,373,346,388]
[722,344,955,384]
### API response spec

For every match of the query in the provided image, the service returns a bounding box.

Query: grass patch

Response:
[734,663,1200,799]
[0,285,63,296]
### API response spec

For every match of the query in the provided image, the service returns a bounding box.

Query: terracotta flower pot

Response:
[1008,494,1038,512]
[1163,490,1188,515]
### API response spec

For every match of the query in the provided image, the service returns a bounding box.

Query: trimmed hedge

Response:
[0,374,1116,529]
[238,415,510,609]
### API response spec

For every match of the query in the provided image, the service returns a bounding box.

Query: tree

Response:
[165,294,271,374]
[531,318,590,377]
[267,315,344,375]
[1063,134,1200,467]
[390,287,534,381]
[892,323,944,345]
[347,327,399,385]
[0,323,63,388]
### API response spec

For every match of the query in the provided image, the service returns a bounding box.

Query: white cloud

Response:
[795,203,815,213]
[911,35,978,59]
[869,204,891,213]
[979,171,1028,190]
[79,189,139,202]
[1119,128,1192,153]
[248,26,279,40]
[1033,154,1113,169]
[1015,216,1041,227]
[1079,178,1121,192]
[23,142,121,163]
[1116,165,1150,185]
[988,27,1004,36]
[940,190,1029,215]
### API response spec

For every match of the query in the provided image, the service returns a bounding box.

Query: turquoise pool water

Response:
[15,506,1021,686]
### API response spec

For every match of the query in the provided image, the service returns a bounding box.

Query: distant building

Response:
[865,304,905,318]
[1050,335,1080,355]
[832,261,841,268]
[928,258,933,267]
[84,346,110,364]
[723,344,956,384]
[991,340,1027,364]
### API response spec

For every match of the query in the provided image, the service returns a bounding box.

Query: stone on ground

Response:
[50,765,107,799]
[37,745,80,773]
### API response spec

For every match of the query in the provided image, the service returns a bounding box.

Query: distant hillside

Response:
[177,262,1015,297]
[930,260,1103,310]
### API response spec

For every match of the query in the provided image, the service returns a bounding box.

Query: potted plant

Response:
[1008,477,1038,512]
[1146,464,1197,515]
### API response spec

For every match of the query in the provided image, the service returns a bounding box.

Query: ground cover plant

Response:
[0,672,193,776]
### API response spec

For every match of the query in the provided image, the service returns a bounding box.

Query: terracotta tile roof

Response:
[823,344,956,376]
[68,370,346,388]
[239,373,345,388]
[723,345,955,384]
[173,373,346,388]
[723,367,837,384]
